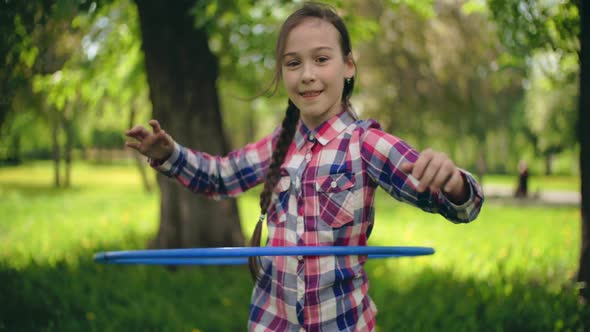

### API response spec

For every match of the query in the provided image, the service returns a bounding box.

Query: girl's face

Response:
[281,18,355,129]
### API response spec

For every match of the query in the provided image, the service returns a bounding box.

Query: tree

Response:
[79,0,154,192]
[358,1,524,181]
[0,0,93,186]
[524,51,578,175]
[488,0,580,175]
[134,0,244,249]
[577,0,589,301]
[488,0,588,300]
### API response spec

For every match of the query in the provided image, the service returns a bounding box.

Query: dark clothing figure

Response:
[515,160,529,198]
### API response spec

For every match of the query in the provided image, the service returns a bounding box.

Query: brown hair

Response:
[248,2,357,281]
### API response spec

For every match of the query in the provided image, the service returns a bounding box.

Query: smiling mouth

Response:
[300,90,322,98]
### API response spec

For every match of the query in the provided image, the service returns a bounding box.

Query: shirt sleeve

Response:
[360,121,484,223]
[150,127,280,200]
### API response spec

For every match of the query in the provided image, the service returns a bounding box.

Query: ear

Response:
[344,53,356,78]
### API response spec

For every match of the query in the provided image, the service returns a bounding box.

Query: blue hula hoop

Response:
[94,246,434,266]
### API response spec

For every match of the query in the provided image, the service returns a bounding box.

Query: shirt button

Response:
[305,153,311,161]
[309,134,315,141]
[297,255,303,261]
[330,181,338,188]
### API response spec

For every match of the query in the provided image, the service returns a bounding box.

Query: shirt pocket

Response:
[315,172,357,228]
[268,175,291,224]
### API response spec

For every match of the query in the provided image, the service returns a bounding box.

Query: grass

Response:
[0,161,588,331]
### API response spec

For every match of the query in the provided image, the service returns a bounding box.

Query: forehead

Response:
[283,18,341,54]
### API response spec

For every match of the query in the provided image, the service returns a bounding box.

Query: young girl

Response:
[125,3,484,331]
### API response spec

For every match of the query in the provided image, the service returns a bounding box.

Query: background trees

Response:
[0,0,583,263]
[488,0,587,301]
[134,0,245,248]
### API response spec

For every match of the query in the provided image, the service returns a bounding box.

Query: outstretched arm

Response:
[125,119,279,199]
[361,125,483,223]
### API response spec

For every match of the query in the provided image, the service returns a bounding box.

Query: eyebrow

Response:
[281,46,335,59]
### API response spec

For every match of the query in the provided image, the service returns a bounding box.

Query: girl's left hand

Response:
[400,148,469,204]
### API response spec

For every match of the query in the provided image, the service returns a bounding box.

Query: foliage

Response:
[30,0,150,148]
[0,0,150,163]
[0,0,583,175]
[90,128,126,149]
[524,51,579,156]
[487,0,580,162]
[0,0,85,163]
[0,162,587,331]
[357,1,525,178]
[487,0,579,55]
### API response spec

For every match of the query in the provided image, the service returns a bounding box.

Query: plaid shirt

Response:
[156,111,484,331]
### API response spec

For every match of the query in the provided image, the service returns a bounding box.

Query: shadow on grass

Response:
[0,235,253,332]
[1,241,589,332]
[367,264,590,332]
[0,182,84,197]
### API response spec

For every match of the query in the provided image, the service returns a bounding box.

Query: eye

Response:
[316,56,330,64]
[284,60,300,68]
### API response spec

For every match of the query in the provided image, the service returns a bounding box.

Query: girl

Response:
[125,3,484,331]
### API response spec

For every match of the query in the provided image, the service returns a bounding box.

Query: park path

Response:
[483,185,580,206]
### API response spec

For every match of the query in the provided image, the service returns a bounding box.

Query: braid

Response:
[248,101,300,281]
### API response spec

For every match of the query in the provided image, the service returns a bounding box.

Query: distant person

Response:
[514,160,529,198]
[125,3,485,331]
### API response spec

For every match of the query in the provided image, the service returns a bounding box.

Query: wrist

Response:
[149,147,175,167]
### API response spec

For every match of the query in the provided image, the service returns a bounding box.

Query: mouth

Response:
[299,90,323,99]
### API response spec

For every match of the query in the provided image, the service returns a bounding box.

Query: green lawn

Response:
[0,161,587,331]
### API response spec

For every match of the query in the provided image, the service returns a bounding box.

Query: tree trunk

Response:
[64,119,72,188]
[578,0,590,302]
[544,153,553,176]
[9,135,21,164]
[63,103,74,188]
[135,0,245,249]
[50,108,61,188]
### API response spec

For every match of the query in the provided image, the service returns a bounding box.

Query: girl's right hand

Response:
[125,119,175,162]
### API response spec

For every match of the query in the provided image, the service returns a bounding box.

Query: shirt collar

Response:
[294,110,355,151]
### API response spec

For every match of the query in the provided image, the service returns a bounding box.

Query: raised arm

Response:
[126,120,279,199]
[360,124,484,223]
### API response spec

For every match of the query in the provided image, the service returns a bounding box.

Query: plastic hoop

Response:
[94,246,435,265]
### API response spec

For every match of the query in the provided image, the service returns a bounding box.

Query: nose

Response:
[300,63,315,84]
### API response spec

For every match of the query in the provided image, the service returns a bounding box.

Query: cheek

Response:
[282,72,298,90]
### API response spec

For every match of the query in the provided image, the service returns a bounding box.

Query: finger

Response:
[444,169,464,193]
[125,141,141,151]
[431,161,454,191]
[418,159,440,192]
[399,162,413,174]
[412,149,434,180]
[125,125,145,136]
[149,120,162,134]
[126,126,150,140]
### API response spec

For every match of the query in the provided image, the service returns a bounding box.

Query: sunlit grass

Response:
[0,161,159,267]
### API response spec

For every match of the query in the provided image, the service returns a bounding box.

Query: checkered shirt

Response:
[155,111,484,331]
